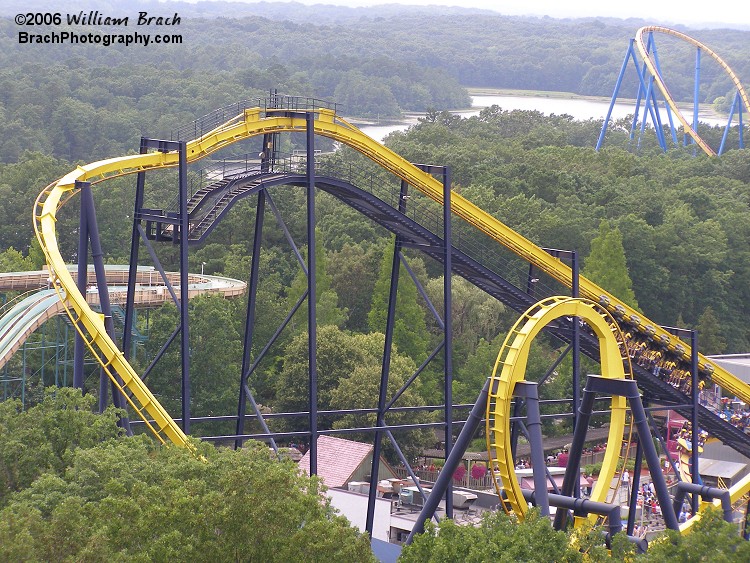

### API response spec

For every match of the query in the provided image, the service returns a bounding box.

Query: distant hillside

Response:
[2,0,749,162]
[1,0,497,21]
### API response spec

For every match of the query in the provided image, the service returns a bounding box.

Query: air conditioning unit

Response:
[347,481,369,494]
[399,487,414,505]
[453,490,478,509]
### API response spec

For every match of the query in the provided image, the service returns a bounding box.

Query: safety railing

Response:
[170,95,337,141]
[174,149,570,301]
[304,151,567,301]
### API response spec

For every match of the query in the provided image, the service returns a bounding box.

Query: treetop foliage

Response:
[2,2,749,163]
[0,389,376,562]
[582,220,640,310]
[399,505,750,562]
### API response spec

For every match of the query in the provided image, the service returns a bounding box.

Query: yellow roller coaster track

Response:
[679,469,750,534]
[634,26,750,157]
[485,297,632,526]
[34,103,750,451]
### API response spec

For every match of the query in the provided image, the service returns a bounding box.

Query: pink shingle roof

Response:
[298,435,373,488]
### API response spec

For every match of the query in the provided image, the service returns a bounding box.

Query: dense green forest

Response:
[3,104,749,445]
[2,1,750,162]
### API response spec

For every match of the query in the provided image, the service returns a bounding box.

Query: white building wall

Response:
[328,488,393,542]
[709,354,750,386]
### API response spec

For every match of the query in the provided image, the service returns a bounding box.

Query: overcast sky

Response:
[275,0,750,28]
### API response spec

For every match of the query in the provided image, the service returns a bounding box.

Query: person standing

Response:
[585,473,594,496]
[622,468,631,498]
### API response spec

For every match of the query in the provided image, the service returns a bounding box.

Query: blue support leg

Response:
[306,113,318,475]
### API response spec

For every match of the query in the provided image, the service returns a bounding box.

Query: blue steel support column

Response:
[73,184,90,390]
[572,251,580,432]
[178,140,191,433]
[511,344,571,459]
[366,180,408,536]
[509,397,524,460]
[637,33,672,149]
[631,38,650,142]
[235,190,266,448]
[648,87,669,152]
[739,100,745,149]
[627,432,644,535]
[588,376,680,531]
[642,34,668,151]
[512,263,541,456]
[123,137,148,361]
[638,76,661,149]
[80,182,131,434]
[628,389,679,530]
[649,37,678,146]
[406,377,495,544]
[691,329,700,515]
[596,40,635,151]
[692,47,701,147]
[524,491,626,543]
[553,378,596,530]
[540,248,580,434]
[79,183,109,410]
[646,409,679,476]
[718,92,740,155]
[443,166,454,519]
[515,382,550,516]
[672,482,732,523]
[635,35,667,151]
[306,112,318,475]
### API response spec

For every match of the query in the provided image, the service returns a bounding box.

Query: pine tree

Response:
[368,239,429,362]
[696,306,726,355]
[285,231,348,333]
[582,220,639,310]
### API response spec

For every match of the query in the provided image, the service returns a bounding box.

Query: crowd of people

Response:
[716,397,750,432]
[632,481,693,537]
[632,480,682,538]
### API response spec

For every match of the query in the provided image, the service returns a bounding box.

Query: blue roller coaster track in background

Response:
[596,26,748,156]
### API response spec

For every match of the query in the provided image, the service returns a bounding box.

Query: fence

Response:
[391,467,496,490]
[392,449,608,490]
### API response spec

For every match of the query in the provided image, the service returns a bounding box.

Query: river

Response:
[358,93,729,142]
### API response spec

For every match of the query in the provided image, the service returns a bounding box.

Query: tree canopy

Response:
[0,389,376,562]
[582,219,640,310]
[400,506,750,562]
